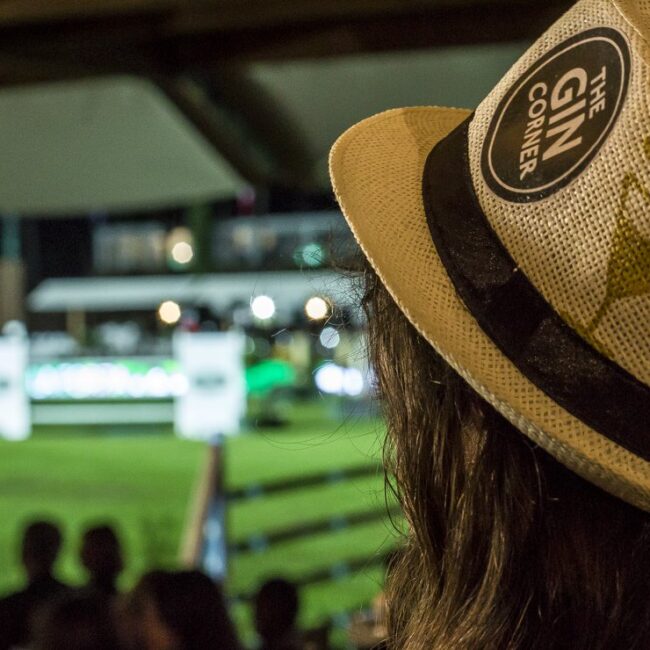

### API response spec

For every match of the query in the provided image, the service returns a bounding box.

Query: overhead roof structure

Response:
[0,76,246,215]
[0,0,574,202]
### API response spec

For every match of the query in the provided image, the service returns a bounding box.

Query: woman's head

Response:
[130,570,240,650]
[363,264,650,649]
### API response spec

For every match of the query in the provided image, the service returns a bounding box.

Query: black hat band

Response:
[422,116,650,461]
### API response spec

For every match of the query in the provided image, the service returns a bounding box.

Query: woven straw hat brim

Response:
[329,105,650,512]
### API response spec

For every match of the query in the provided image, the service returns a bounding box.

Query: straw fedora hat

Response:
[330,0,650,512]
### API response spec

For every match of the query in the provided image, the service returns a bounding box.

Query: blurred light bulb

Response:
[251,295,276,320]
[158,300,182,325]
[305,296,329,320]
[171,241,194,264]
[343,368,364,396]
[319,326,340,349]
[314,363,344,395]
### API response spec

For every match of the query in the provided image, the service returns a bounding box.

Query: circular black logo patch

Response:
[482,27,630,203]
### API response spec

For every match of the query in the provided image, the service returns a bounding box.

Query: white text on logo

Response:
[519,66,608,180]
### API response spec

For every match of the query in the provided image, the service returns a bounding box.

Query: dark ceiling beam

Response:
[202,69,317,187]
[0,1,574,80]
[167,2,574,69]
[0,0,528,29]
[165,0,495,34]
[161,72,320,190]
[0,54,101,86]
[0,10,170,71]
[159,76,274,188]
[0,0,175,25]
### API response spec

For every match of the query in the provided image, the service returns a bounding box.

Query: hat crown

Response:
[468,0,650,387]
[616,0,650,34]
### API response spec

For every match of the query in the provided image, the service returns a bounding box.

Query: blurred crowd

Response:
[0,520,335,650]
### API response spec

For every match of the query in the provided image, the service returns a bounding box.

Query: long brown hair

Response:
[362,265,650,650]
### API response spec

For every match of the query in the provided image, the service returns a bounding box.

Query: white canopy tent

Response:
[0,76,247,216]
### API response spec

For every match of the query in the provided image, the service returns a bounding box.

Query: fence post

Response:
[180,434,227,581]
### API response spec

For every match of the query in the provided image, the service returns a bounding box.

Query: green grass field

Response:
[0,400,397,647]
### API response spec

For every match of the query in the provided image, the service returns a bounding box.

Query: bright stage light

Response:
[343,368,364,396]
[305,296,329,320]
[171,241,194,265]
[314,363,344,395]
[314,363,365,397]
[159,300,182,325]
[251,295,276,320]
[319,326,340,349]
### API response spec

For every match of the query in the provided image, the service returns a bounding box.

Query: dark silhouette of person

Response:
[30,591,122,650]
[254,578,301,650]
[79,524,124,598]
[0,520,70,649]
[129,569,242,650]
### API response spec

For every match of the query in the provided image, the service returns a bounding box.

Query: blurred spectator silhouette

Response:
[0,520,70,650]
[254,578,301,650]
[129,569,241,650]
[80,524,124,598]
[30,591,121,650]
